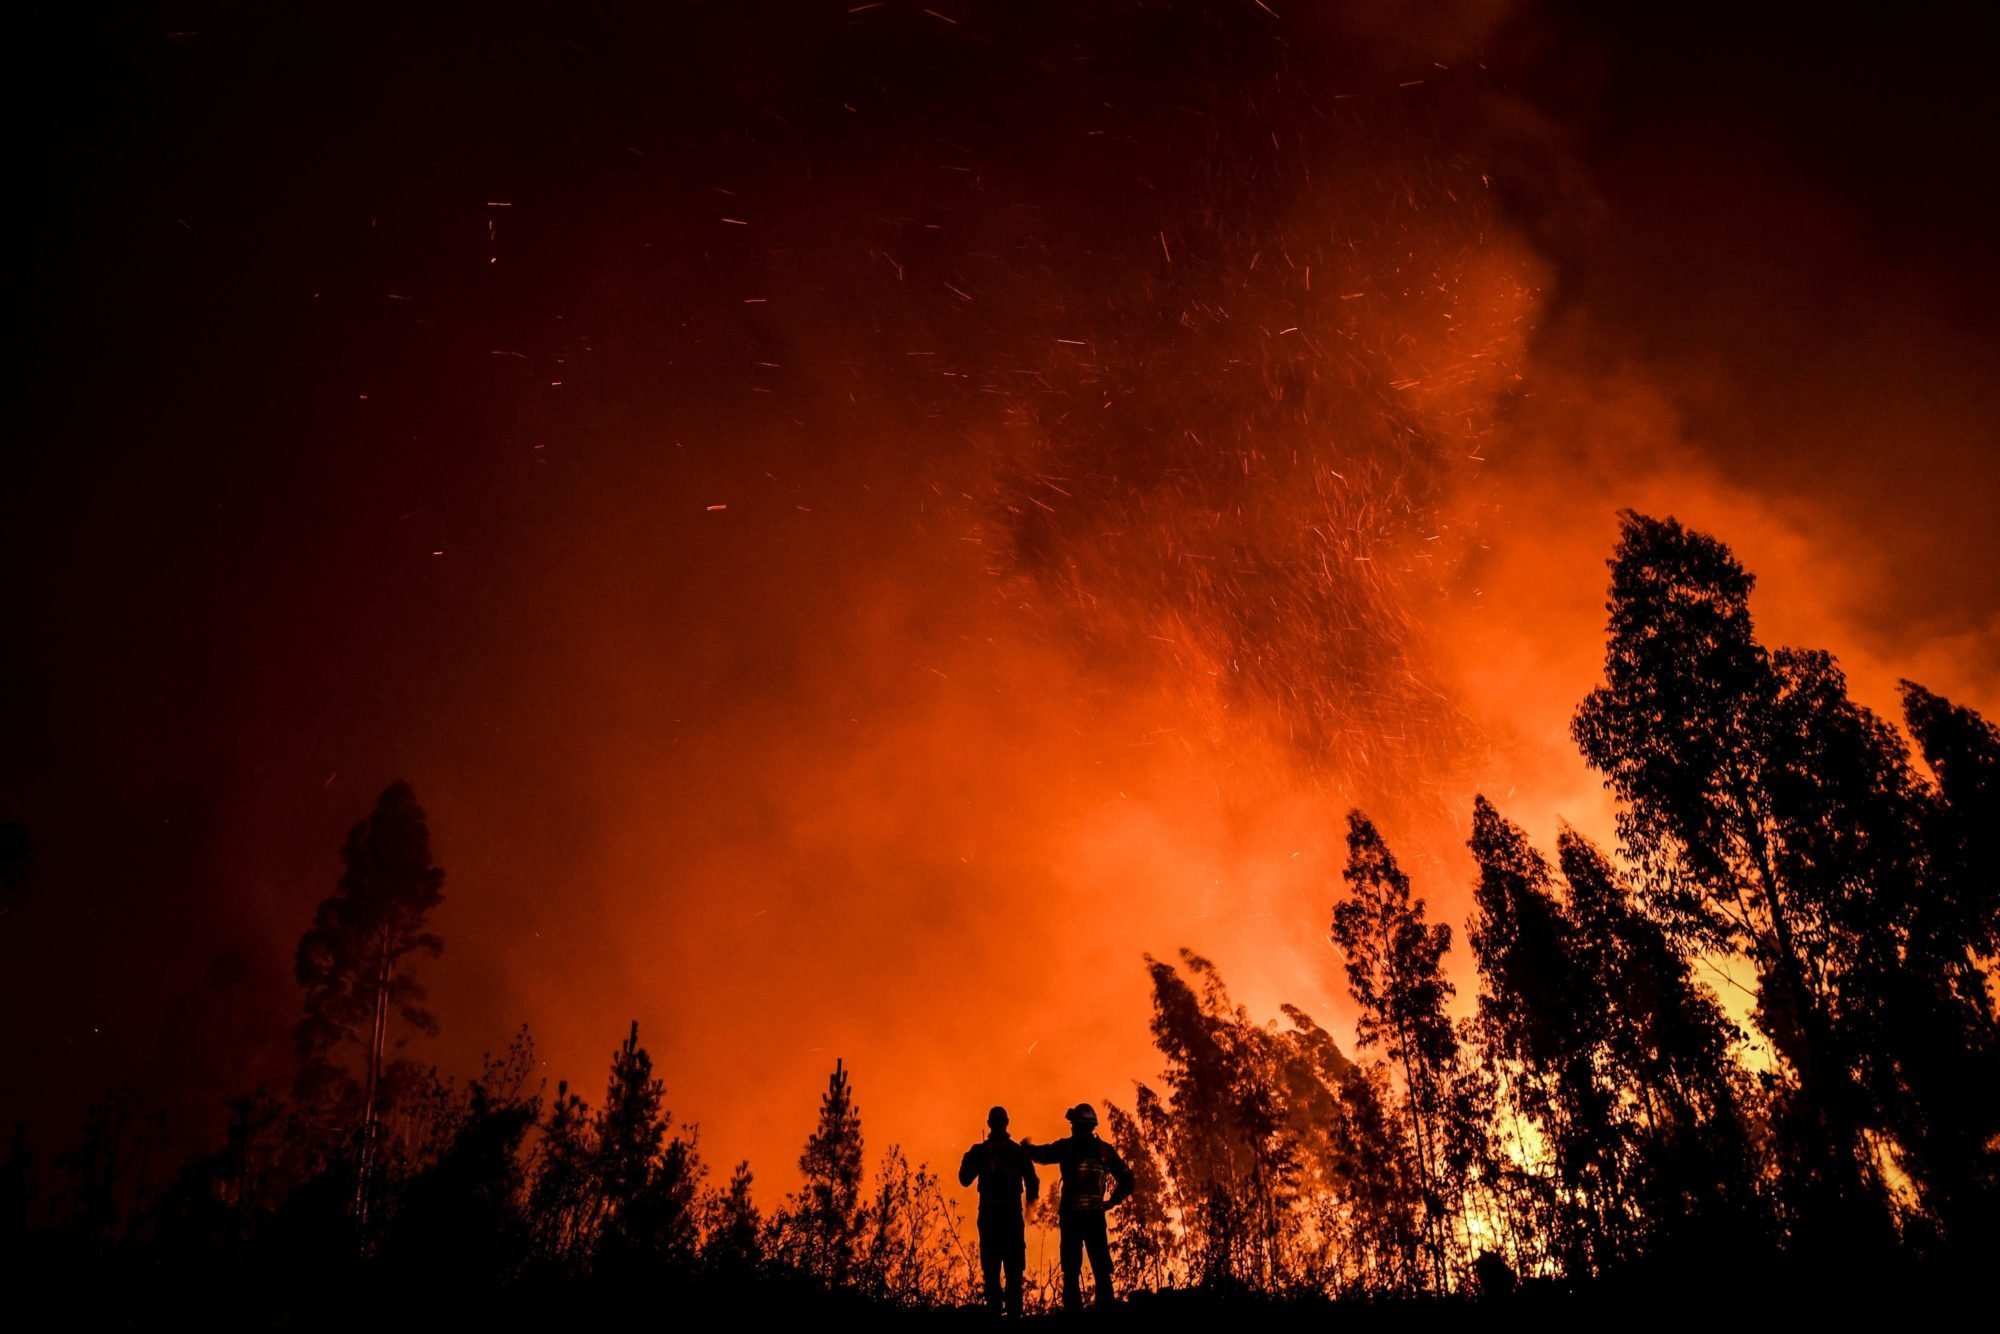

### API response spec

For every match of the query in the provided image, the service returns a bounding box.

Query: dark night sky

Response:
[6,0,1998,1188]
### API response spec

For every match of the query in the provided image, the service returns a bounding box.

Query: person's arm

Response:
[1021,1151,1041,1203]
[958,1144,981,1189]
[1020,1137,1062,1165]
[1104,1143,1137,1208]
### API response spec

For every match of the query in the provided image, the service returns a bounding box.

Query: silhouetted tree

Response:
[1142,951,1295,1288]
[1556,830,1764,1264]
[703,1161,764,1273]
[860,1147,964,1306]
[382,1034,540,1283]
[594,1022,667,1225]
[1321,1048,1423,1291]
[58,1087,161,1242]
[1902,681,2000,977]
[21,511,2000,1317]
[1104,1102,1176,1290]
[1888,683,2000,1245]
[1130,1084,1190,1286]
[780,1058,865,1286]
[1330,811,1466,1289]
[593,1021,704,1271]
[152,1088,285,1264]
[1133,945,1445,1293]
[527,1079,595,1269]
[292,780,445,1215]
[1571,514,1909,1250]
[1466,797,1618,1277]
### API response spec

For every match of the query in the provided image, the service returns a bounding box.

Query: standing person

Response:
[958,1105,1039,1317]
[1022,1103,1136,1311]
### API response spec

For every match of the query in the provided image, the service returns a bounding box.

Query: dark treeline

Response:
[5,512,1996,1321]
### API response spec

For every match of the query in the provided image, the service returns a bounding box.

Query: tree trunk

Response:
[353,932,393,1224]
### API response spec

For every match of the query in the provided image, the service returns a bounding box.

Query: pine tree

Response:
[703,1161,764,1273]
[594,1021,704,1270]
[595,1022,667,1221]
[292,780,445,1211]
[785,1058,865,1286]
[528,1079,595,1268]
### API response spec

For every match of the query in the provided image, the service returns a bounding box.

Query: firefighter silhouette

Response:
[1023,1103,1137,1311]
[958,1105,1039,1316]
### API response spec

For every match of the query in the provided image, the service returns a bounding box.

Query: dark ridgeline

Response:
[8,514,1999,1323]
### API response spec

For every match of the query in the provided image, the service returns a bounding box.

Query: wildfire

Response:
[6,5,1997,1306]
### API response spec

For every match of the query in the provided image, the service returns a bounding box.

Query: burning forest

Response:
[5,0,1998,1325]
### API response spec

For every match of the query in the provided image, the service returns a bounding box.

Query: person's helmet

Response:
[1065,1103,1099,1129]
[987,1105,1009,1130]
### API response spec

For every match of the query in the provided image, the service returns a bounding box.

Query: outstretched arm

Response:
[1020,1138,1062,1165]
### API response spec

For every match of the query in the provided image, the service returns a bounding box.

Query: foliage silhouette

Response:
[12,514,2000,1321]
[292,780,446,1225]
[777,1057,867,1286]
[1329,814,1472,1289]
